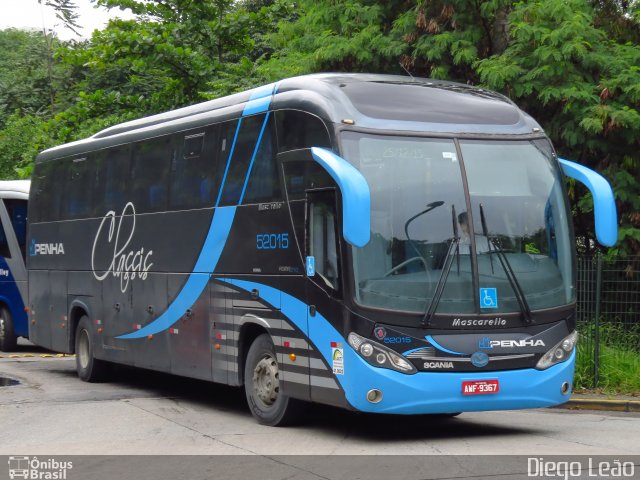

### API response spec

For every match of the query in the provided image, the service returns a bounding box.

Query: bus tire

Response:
[75,316,108,382]
[244,333,301,426]
[0,306,17,352]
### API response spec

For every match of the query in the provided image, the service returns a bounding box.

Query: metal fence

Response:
[576,255,640,387]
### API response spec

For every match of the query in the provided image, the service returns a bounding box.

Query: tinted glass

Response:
[92,145,131,215]
[4,199,27,260]
[340,81,520,125]
[282,159,333,200]
[309,192,340,291]
[131,136,172,213]
[217,114,267,206]
[62,157,92,219]
[243,116,281,204]
[31,160,64,223]
[276,110,331,152]
[0,217,10,258]
[170,126,219,210]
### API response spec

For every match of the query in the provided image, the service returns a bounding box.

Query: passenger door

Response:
[305,189,347,404]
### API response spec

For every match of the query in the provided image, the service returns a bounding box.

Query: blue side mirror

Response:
[310,147,371,247]
[559,158,617,247]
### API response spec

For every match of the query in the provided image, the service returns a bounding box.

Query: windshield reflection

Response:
[341,133,574,317]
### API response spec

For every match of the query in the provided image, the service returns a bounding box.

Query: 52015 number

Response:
[256,233,289,250]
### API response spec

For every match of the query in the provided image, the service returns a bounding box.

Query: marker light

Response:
[536,331,578,370]
[348,332,416,374]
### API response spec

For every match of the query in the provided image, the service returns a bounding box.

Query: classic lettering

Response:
[91,202,154,293]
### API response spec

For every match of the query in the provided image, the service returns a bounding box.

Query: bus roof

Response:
[36,74,543,163]
[0,180,30,197]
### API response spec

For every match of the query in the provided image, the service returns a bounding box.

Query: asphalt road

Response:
[1,341,639,460]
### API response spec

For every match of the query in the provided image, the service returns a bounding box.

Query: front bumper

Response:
[341,350,575,414]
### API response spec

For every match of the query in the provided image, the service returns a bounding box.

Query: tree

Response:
[475,0,640,255]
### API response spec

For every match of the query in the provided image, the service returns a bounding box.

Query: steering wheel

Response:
[383,256,428,277]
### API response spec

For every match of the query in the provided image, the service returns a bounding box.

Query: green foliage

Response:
[0,0,638,255]
[0,29,70,127]
[575,322,640,393]
[476,0,640,255]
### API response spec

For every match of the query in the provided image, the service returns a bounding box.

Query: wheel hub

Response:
[252,354,280,406]
[78,330,90,369]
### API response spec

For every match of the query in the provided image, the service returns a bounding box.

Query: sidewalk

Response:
[557,392,640,413]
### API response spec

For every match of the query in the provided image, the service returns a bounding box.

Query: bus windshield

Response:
[341,132,574,317]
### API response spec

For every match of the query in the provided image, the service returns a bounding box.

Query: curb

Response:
[0,353,74,359]
[558,397,640,413]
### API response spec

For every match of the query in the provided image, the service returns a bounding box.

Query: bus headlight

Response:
[536,331,578,370]
[348,332,417,374]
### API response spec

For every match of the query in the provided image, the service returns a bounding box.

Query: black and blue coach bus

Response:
[27,74,617,425]
[0,180,29,351]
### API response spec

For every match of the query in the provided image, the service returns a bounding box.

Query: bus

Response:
[0,180,29,351]
[27,74,617,425]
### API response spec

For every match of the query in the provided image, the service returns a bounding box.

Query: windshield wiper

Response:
[422,205,459,328]
[479,204,533,324]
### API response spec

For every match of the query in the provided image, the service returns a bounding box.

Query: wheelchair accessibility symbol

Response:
[480,288,498,308]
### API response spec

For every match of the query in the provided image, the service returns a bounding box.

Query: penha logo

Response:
[479,337,545,349]
[91,202,154,293]
[29,239,65,256]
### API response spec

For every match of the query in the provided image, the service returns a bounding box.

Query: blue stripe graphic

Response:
[425,335,465,356]
[116,84,278,339]
[218,278,576,414]
[118,207,237,339]
[243,83,276,116]
[216,119,243,207]
[239,113,270,204]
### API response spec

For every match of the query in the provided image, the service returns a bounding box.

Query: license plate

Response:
[462,379,500,395]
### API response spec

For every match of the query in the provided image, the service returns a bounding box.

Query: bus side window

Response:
[170,126,218,210]
[31,160,64,223]
[308,192,340,292]
[217,115,266,207]
[0,218,10,258]
[275,110,331,153]
[4,199,27,261]
[131,136,172,213]
[92,145,131,215]
[242,116,282,204]
[62,157,92,219]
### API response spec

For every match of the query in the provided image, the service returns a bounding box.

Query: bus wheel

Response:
[244,333,300,426]
[75,316,107,382]
[0,307,17,352]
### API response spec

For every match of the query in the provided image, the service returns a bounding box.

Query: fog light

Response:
[376,353,386,364]
[366,389,383,403]
[561,382,570,395]
[360,343,373,357]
